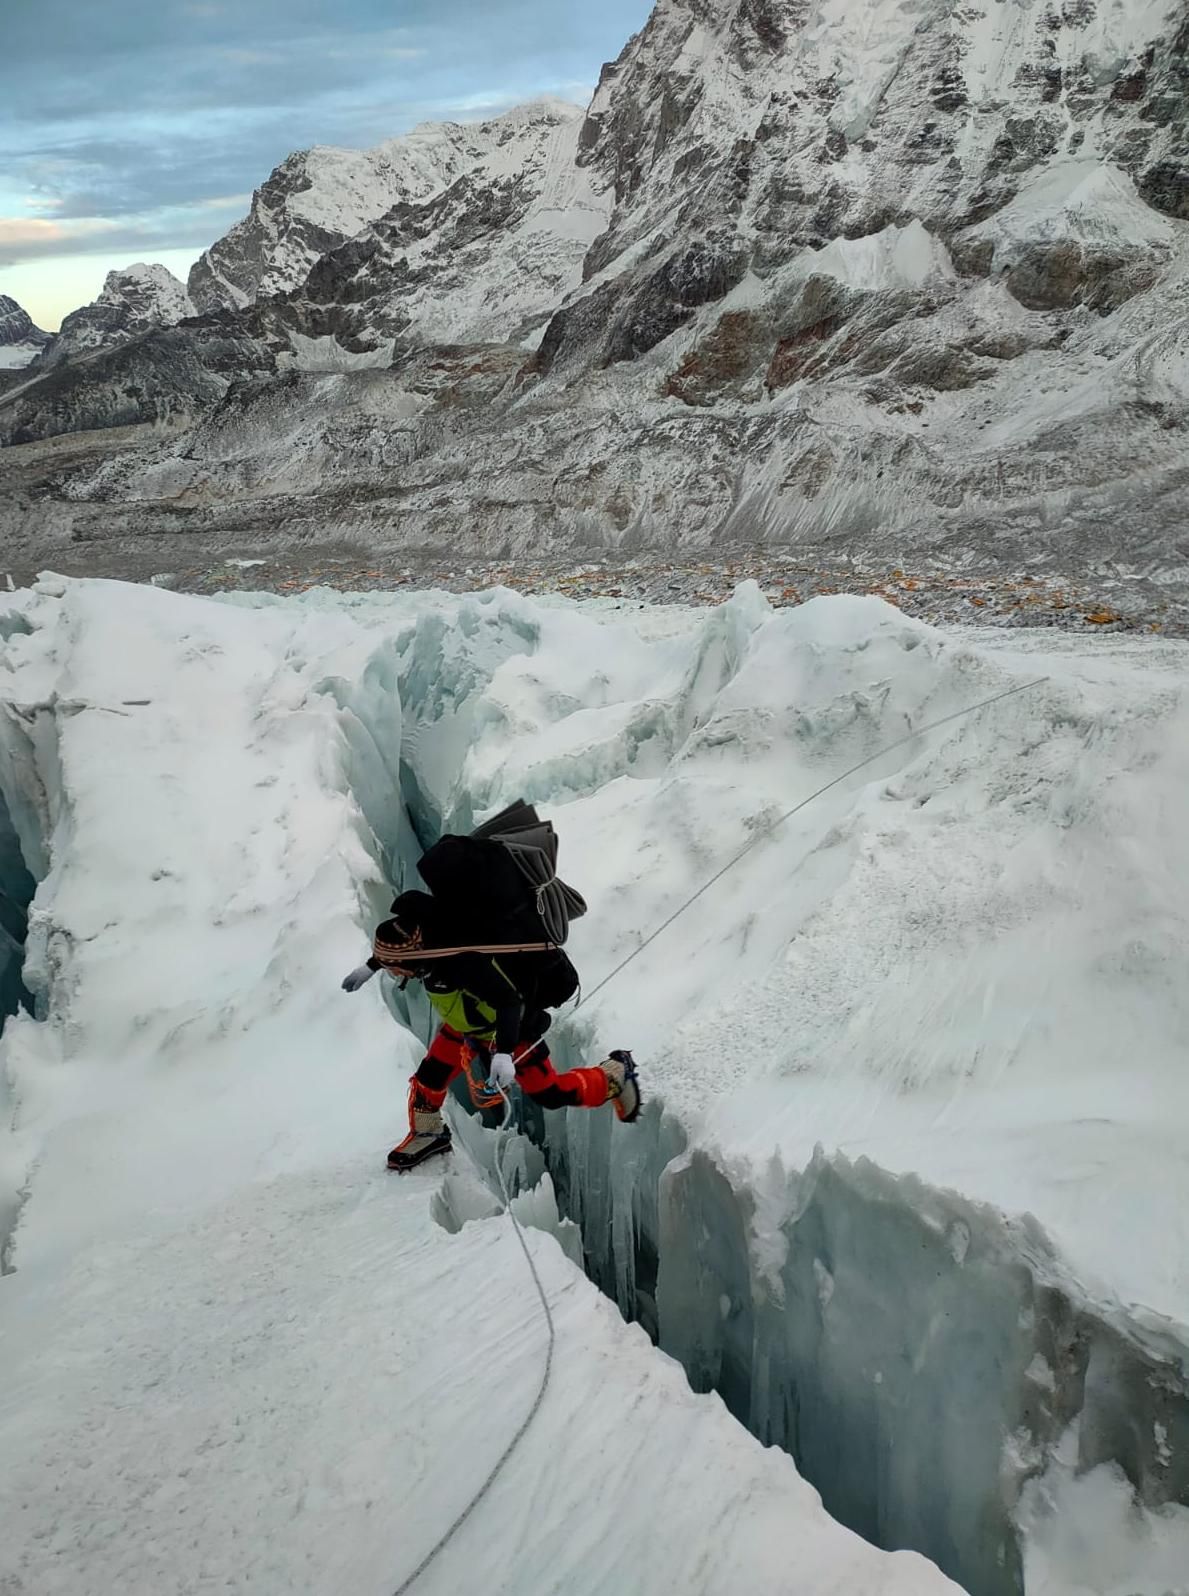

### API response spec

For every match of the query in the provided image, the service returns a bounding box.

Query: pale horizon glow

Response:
[0,248,206,333]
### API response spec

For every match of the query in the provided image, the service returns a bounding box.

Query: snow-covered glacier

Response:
[2,575,1188,1595]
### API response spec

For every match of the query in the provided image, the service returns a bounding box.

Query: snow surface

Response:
[3,1153,951,1596]
[960,0,1180,108]
[0,343,42,370]
[970,160,1186,259]
[282,332,398,371]
[800,0,940,140]
[0,577,960,1596]
[795,219,956,292]
[4,576,1189,1591]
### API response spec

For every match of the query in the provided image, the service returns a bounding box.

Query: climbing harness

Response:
[389,670,1048,1592]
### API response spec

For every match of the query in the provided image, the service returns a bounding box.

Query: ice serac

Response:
[0,295,50,372]
[38,265,196,370]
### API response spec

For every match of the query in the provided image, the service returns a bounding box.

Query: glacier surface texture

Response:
[2,576,1189,1595]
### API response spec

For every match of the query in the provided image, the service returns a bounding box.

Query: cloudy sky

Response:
[1,0,651,330]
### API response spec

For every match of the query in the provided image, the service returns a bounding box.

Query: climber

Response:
[342,888,640,1169]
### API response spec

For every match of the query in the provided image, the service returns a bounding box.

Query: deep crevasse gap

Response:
[350,581,1189,1596]
[0,788,36,1032]
[0,772,36,1273]
[0,673,56,1272]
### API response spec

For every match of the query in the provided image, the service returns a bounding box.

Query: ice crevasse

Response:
[1,573,1188,1596]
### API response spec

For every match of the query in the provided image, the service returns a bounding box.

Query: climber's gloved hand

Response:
[488,1052,517,1090]
[341,964,377,993]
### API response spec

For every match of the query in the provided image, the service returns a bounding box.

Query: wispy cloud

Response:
[0,215,129,263]
[0,194,252,266]
[218,48,285,67]
[0,0,650,294]
[0,218,75,248]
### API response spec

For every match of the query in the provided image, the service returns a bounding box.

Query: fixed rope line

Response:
[577,674,1049,1011]
[390,671,1048,1593]
[391,1064,553,1596]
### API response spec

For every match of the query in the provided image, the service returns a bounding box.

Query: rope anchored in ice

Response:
[577,674,1050,1010]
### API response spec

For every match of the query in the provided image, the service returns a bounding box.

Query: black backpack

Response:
[414,801,586,1008]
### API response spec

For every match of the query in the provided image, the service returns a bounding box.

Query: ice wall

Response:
[0,638,57,1271]
[531,1091,1189,1596]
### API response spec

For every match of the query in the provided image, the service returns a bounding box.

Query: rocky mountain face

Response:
[188,133,466,313]
[259,100,610,355]
[0,295,50,372]
[571,0,1188,293]
[37,265,195,370]
[7,315,275,445]
[186,99,595,318]
[2,0,1187,608]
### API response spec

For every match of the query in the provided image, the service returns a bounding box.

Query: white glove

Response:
[488,1052,517,1089]
[341,964,377,993]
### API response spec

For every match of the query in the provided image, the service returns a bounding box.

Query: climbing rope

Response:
[390,669,1049,1591]
[577,674,1049,1011]
[391,1067,552,1596]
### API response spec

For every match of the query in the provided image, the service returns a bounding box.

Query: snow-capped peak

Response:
[96,262,195,322]
[36,264,195,370]
[0,294,50,371]
[188,99,590,314]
